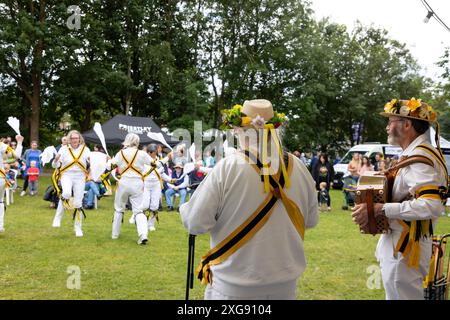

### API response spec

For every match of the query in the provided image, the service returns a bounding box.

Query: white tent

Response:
[430,127,450,149]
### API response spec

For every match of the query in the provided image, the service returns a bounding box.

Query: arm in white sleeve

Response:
[106,153,119,171]
[180,169,222,235]
[384,163,445,220]
[51,150,62,169]
[302,163,319,229]
[14,144,23,159]
[160,172,172,182]
[198,166,213,174]
[159,155,170,166]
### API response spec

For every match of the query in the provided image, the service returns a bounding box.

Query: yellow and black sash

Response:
[392,145,448,269]
[59,145,88,177]
[99,171,112,191]
[0,168,11,188]
[5,145,16,159]
[51,168,61,197]
[143,160,163,189]
[120,149,143,180]
[415,143,449,187]
[196,150,305,285]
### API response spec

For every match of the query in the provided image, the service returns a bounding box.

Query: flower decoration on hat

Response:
[220,104,287,130]
[381,97,437,123]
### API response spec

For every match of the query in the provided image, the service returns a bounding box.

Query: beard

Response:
[387,127,403,145]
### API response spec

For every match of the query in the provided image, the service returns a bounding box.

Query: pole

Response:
[185,234,196,300]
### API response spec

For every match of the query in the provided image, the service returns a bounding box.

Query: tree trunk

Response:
[29,0,46,143]
[79,105,92,132]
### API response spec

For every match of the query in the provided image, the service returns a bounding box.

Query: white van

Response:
[332,143,402,189]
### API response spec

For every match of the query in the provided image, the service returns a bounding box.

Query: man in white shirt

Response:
[131,143,172,232]
[180,99,319,300]
[0,135,24,232]
[352,98,448,300]
[107,133,152,245]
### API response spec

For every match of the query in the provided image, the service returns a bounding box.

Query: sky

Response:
[310,0,450,81]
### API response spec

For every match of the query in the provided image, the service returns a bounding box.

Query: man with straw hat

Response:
[180,99,319,300]
[352,98,448,300]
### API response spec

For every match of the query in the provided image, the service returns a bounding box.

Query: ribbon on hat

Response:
[260,123,290,193]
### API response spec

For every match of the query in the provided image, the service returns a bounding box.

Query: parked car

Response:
[332,143,402,189]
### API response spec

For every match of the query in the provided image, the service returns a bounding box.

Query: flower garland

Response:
[220,104,287,130]
[383,98,437,122]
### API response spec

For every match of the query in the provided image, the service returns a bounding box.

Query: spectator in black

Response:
[310,151,320,173]
[312,153,335,211]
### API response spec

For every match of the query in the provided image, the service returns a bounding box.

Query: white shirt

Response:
[0,142,23,170]
[143,156,171,183]
[52,144,90,175]
[108,147,151,179]
[376,133,447,275]
[180,151,319,295]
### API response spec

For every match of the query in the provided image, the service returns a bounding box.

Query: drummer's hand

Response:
[15,135,24,144]
[351,203,368,227]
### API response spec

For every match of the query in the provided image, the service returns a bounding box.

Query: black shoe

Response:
[167,206,173,211]
[342,205,348,210]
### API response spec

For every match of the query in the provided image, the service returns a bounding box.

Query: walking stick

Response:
[185,234,196,300]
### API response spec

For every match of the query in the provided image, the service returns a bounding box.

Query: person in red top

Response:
[27,160,40,196]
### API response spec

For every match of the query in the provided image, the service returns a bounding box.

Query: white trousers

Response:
[141,179,161,229]
[113,177,147,239]
[204,283,297,300]
[379,253,425,300]
[52,173,85,233]
[0,179,5,230]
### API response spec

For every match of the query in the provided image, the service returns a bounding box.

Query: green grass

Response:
[1,175,449,300]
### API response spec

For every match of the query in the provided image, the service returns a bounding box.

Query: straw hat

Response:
[380,98,437,123]
[242,99,274,121]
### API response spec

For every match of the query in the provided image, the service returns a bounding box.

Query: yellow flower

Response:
[384,99,397,113]
[384,103,392,113]
[233,104,242,111]
[430,111,437,122]
[241,116,252,127]
[407,98,421,111]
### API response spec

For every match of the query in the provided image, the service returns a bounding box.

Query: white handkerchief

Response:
[147,132,173,150]
[93,122,109,156]
[40,146,57,166]
[6,116,20,135]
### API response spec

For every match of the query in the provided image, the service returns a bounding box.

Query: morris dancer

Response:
[51,130,91,237]
[0,135,24,233]
[352,98,448,299]
[180,99,319,299]
[130,143,172,232]
[108,133,152,245]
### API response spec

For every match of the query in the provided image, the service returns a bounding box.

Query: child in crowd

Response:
[26,160,39,196]
[4,163,16,189]
[319,182,330,212]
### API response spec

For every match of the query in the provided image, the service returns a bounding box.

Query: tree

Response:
[0,1,73,143]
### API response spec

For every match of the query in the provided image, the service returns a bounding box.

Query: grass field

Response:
[1,175,449,300]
